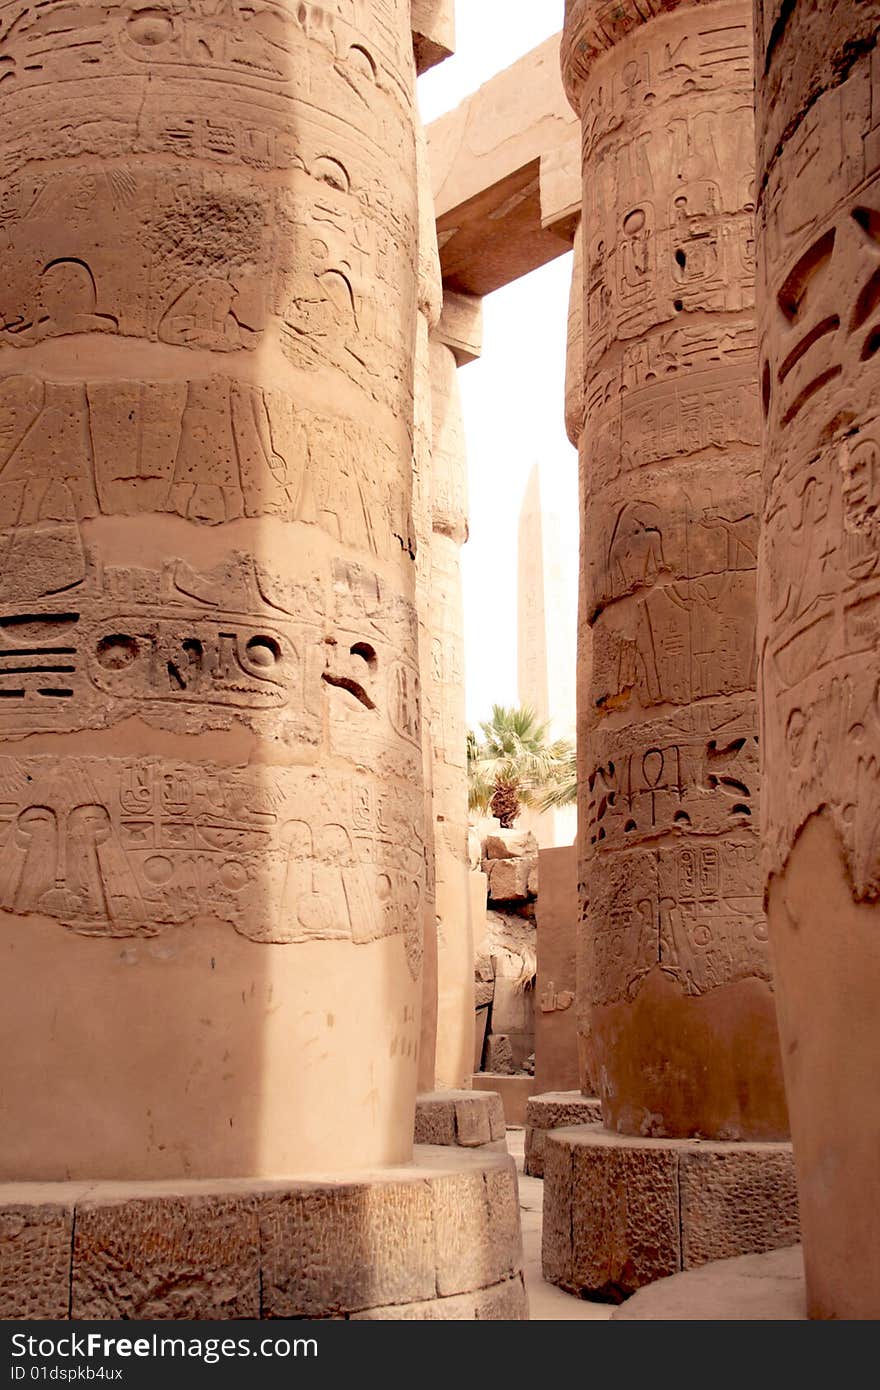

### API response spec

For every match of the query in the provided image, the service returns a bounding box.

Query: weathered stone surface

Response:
[413,1096,457,1147]
[569,1128,680,1300]
[484,830,539,861]
[523,1092,603,1177]
[0,1150,527,1320]
[484,1034,516,1074]
[0,1197,74,1320]
[755,0,880,1320]
[612,1244,806,1321]
[352,1274,527,1320]
[540,1131,573,1289]
[561,0,787,1143]
[565,222,585,447]
[432,1156,521,1298]
[680,1146,800,1268]
[542,1127,799,1299]
[487,857,536,904]
[413,1091,506,1149]
[261,1180,435,1318]
[534,846,580,1095]
[73,1194,260,1320]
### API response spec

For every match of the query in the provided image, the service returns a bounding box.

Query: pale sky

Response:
[416,2,578,734]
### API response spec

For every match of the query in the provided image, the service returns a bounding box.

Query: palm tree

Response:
[467,704,574,828]
[537,744,578,812]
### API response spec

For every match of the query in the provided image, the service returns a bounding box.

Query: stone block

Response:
[484,830,539,860]
[541,1133,573,1288]
[540,138,581,235]
[72,1193,260,1319]
[414,1091,505,1150]
[486,857,532,903]
[680,1146,800,1268]
[523,1092,603,1177]
[432,1169,494,1298]
[569,1129,680,1299]
[413,1095,457,1147]
[0,1198,73,1320]
[453,1095,492,1147]
[435,291,483,366]
[411,0,455,74]
[475,1273,529,1319]
[352,1290,478,1320]
[261,1179,435,1317]
[484,1034,515,1074]
[542,1128,800,1301]
[485,1164,524,1284]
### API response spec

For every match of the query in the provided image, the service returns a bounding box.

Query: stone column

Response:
[542,0,797,1299]
[0,0,426,1181]
[414,108,441,1092]
[755,0,880,1319]
[428,335,474,1090]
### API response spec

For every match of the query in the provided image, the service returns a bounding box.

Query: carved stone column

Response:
[0,0,427,1182]
[755,0,880,1319]
[542,0,797,1300]
[428,333,474,1090]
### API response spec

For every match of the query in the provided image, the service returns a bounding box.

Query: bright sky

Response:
[416,1,578,734]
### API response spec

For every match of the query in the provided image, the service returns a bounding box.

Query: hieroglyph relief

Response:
[0,373,414,545]
[0,523,422,760]
[0,753,424,974]
[759,44,880,896]
[569,0,769,1001]
[0,1,419,413]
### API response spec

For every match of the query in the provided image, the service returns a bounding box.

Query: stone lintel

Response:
[542,1124,799,1302]
[0,1150,526,1321]
[427,35,579,294]
[411,0,455,75]
[433,291,483,366]
[539,140,581,238]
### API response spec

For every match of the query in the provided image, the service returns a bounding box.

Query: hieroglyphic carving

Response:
[757,38,880,895]
[0,371,413,549]
[586,839,767,1007]
[586,702,758,850]
[566,0,771,1037]
[0,533,421,761]
[0,753,423,972]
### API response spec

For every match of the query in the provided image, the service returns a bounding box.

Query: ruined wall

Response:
[0,0,425,1180]
[756,0,880,1318]
[562,0,788,1138]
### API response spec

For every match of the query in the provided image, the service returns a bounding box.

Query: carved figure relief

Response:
[759,42,880,894]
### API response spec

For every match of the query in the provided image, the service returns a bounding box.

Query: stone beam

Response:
[435,290,483,366]
[411,0,456,75]
[426,35,580,296]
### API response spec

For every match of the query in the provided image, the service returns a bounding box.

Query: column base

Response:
[415,1091,507,1150]
[472,1073,537,1126]
[611,1244,806,1320]
[0,1148,527,1320]
[543,1124,799,1301]
[523,1092,602,1177]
